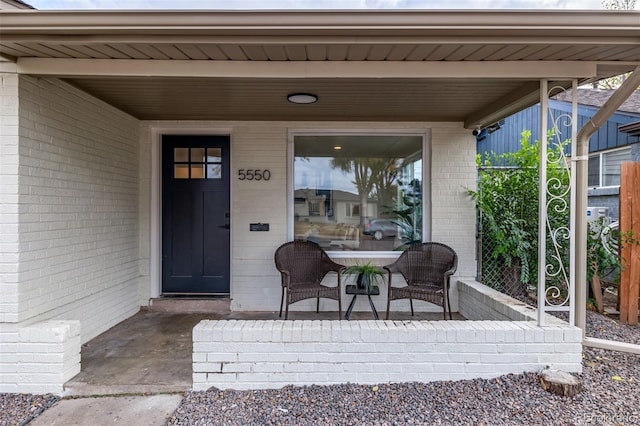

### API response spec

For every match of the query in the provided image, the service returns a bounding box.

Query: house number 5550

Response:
[238,169,271,181]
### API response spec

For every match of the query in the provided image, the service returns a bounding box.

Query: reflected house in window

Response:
[294,188,381,250]
[293,134,423,251]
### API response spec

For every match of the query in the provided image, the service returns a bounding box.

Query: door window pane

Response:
[174,148,189,162]
[173,146,223,180]
[174,164,189,179]
[207,164,222,179]
[191,165,205,179]
[191,148,206,163]
[293,135,423,252]
[207,148,222,162]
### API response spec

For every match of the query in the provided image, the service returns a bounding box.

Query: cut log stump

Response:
[540,369,582,397]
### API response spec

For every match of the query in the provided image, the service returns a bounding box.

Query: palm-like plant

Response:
[343,261,385,291]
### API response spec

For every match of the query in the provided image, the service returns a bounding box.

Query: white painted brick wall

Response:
[0,323,20,393]
[193,280,582,391]
[1,74,140,393]
[458,280,567,325]
[15,75,140,339]
[0,71,20,324]
[15,320,81,394]
[193,318,582,391]
[0,320,81,393]
[137,125,152,306]
[430,127,477,281]
[230,124,288,311]
[142,121,477,312]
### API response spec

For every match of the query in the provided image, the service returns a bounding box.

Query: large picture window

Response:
[292,134,424,252]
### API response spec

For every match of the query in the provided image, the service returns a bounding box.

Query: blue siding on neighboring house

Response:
[476,97,640,220]
[477,104,542,158]
[571,103,640,152]
[477,100,640,159]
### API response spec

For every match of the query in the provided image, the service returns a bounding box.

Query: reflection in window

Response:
[207,164,222,179]
[293,135,423,252]
[345,203,360,218]
[174,148,189,162]
[207,148,222,162]
[191,148,206,163]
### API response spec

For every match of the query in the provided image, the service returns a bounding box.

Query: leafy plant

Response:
[385,178,422,251]
[468,131,552,284]
[389,200,421,250]
[470,129,635,303]
[343,261,385,291]
[468,130,569,290]
[591,221,640,282]
[587,218,620,283]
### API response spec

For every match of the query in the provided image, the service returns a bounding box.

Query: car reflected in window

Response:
[364,219,398,240]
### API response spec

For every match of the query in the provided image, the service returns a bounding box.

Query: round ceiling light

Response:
[287,93,318,104]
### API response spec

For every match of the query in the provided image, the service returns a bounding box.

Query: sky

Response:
[23,0,637,11]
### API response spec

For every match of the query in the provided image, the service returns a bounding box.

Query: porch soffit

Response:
[1,10,638,127]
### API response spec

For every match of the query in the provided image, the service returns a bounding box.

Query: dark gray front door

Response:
[162,135,230,294]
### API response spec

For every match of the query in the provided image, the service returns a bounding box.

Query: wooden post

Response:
[620,163,630,323]
[629,163,640,325]
[590,268,604,313]
[619,162,640,325]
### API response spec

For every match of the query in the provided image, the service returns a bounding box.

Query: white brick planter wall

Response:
[458,280,558,322]
[193,318,582,391]
[1,320,81,394]
[17,321,81,394]
[0,320,81,394]
[193,280,582,391]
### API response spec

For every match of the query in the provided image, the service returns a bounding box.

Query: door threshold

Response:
[160,293,230,298]
[149,297,231,313]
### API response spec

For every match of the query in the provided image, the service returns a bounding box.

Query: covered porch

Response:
[65,304,461,396]
[64,279,578,394]
[1,9,639,394]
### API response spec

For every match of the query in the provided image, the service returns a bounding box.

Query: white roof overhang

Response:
[1,10,639,128]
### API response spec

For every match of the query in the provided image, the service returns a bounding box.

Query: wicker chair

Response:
[275,240,345,320]
[384,242,458,320]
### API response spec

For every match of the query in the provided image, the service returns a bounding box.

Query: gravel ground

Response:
[586,310,640,345]
[0,394,58,426]
[166,346,639,426]
[1,311,638,426]
[167,311,640,426]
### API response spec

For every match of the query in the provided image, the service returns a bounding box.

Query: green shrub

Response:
[469,130,570,293]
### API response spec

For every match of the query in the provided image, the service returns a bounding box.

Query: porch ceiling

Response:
[1,10,639,127]
[65,77,529,122]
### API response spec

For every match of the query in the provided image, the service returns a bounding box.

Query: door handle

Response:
[219,224,230,229]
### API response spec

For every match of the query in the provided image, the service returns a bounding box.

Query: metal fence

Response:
[476,189,621,310]
[476,212,530,300]
[473,164,538,301]
[474,153,576,304]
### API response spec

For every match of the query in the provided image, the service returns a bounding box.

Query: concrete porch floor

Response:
[64,304,464,396]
